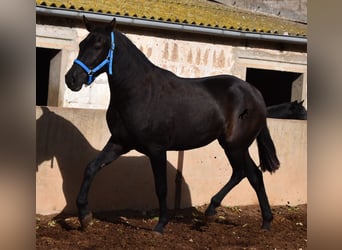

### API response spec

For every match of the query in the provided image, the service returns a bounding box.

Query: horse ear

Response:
[41,106,50,115]
[83,15,95,32]
[299,100,304,105]
[290,100,297,109]
[106,18,116,32]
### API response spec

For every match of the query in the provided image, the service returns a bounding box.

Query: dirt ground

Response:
[36,204,307,249]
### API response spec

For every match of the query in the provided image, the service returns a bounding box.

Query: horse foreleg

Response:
[76,139,129,230]
[148,150,168,234]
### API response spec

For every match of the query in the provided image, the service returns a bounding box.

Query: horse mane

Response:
[115,30,155,67]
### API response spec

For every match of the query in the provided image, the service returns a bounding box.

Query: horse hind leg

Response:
[205,149,246,217]
[205,111,254,215]
[205,146,273,230]
[244,153,274,230]
[76,139,129,229]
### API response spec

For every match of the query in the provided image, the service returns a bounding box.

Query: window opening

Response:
[36,47,60,106]
[246,68,303,106]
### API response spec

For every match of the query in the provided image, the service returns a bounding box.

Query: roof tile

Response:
[36,0,306,37]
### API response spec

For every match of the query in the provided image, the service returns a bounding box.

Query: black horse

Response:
[267,100,307,120]
[65,16,280,234]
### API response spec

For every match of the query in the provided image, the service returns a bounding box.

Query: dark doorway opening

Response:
[246,68,302,106]
[36,47,60,106]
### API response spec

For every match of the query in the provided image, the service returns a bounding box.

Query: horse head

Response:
[65,16,116,91]
[267,100,307,120]
[290,100,307,120]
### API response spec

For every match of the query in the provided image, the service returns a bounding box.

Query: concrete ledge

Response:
[36,106,307,215]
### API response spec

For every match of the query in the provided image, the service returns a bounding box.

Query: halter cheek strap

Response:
[73,32,115,85]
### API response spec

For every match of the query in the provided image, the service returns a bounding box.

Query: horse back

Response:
[199,75,267,117]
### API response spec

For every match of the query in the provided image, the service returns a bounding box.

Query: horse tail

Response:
[256,125,280,173]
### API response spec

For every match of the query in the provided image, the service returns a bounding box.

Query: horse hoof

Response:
[153,223,164,234]
[204,214,216,224]
[204,208,217,217]
[80,212,93,230]
[261,221,271,231]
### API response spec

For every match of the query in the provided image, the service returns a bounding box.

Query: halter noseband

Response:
[73,32,115,85]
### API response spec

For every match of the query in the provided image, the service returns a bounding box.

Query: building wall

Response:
[36,24,307,109]
[36,107,307,215]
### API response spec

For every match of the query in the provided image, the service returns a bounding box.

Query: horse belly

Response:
[169,108,225,150]
[170,130,220,151]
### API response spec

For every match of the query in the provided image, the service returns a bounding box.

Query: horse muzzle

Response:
[65,67,86,92]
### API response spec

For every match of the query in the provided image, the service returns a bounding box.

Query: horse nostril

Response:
[65,72,74,85]
[65,70,83,91]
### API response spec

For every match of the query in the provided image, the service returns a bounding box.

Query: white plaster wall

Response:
[36,107,307,215]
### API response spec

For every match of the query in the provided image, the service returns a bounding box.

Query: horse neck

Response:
[109,31,155,92]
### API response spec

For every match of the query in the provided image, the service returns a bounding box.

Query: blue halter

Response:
[73,32,115,85]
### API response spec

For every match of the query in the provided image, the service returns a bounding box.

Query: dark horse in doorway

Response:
[267,100,307,120]
[65,16,280,234]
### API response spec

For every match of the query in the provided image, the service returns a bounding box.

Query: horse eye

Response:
[94,42,102,49]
